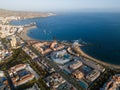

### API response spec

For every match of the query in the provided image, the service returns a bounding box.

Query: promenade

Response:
[19,26,120,70]
[74,46,120,69]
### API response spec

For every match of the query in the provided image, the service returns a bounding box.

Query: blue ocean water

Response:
[11,12,120,65]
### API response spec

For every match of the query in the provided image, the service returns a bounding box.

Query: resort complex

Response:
[8,64,35,87]
[0,9,120,90]
[0,71,10,90]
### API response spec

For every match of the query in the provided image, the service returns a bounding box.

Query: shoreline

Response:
[74,46,120,69]
[19,26,37,41]
[19,24,120,70]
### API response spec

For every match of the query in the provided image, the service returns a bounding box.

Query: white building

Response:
[51,50,72,64]
[0,71,4,77]
[69,60,83,70]
[86,70,100,82]
[10,36,17,48]
[102,74,120,90]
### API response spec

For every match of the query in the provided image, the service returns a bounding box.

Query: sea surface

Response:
[10,12,120,65]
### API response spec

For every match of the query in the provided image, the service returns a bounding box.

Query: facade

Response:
[72,70,84,80]
[69,60,83,70]
[0,71,10,90]
[86,70,100,82]
[8,64,27,76]
[102,74,120,90]
[8,64,35,87]
[50,41,65,51]
[82,59,105,72]
[0,41,12,61]
[32,41,64,55]
[67,47,79,56]
[0,71,4,77]
[45,73,66,89]
[10,36,17,48]
[13,74,34,87]
[0,24,22,38]
[22,46,38,59]
[50,40,57,51]
[51,50,71,64]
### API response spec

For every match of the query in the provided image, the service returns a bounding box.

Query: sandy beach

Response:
[19,26,37,41]
[19,25,120,69]
[74,46,120,69]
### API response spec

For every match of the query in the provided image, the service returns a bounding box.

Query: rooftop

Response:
[8,64,35,87]
[45,73,66,89]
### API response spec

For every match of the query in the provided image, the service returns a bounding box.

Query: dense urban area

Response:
[0,12,120,90]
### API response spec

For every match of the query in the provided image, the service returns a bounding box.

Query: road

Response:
[22,41,85,90]
[4,70,15,90]
[35,54,84,90]
[74,46,120,69]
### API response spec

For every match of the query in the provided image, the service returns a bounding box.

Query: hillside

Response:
[0,9,53,19]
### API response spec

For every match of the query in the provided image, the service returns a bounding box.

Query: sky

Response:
[0,0,120,12]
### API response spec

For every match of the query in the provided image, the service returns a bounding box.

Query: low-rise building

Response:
[82,59,105,72]
[86,70,100,82]
[0,40,12,61]
[13,74,34,87]
[102,74,120,90]
[8,64,35,87]
[45,73,66,89]
[32,42,52,55]
[67,47,79,56]
[72,69,84,80]
[57,82,77,90]
[50,40,57,51]
[0,71,10,90]
[0,24,22,38]
[51,50,72,64]
[50,41,65,51]
[0,49,12,61]
[8,64,27,76]
[0,71,4,77]
[69,60,83,70]
[32,41,65,55]
[22,46,38,59]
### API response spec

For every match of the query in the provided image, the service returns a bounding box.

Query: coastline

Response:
[20,27,120,69]
[17,15,120,70]
[74,46,120,69]
[19,26,36,41]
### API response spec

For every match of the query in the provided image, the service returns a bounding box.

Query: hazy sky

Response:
[0,0,120,12]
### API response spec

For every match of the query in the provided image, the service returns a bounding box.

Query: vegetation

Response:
[15,79,37,90]
[29,59,47,78]
[0,47,49,90]
[88,68,120,90]
[0,48,30,70]
[1,41,120,90]
[37,78,50,90]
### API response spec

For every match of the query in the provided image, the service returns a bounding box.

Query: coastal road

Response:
[74,46,120,69]
[28,45,84,90]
